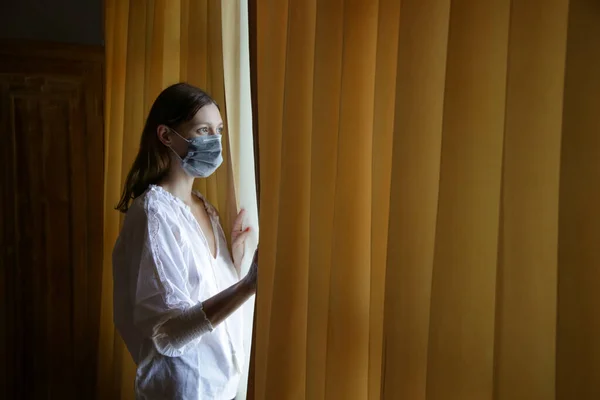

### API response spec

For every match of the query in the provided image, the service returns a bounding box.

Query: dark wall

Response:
[0,0,103,45]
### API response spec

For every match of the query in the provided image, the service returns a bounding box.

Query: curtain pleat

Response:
[252,0,600,399]
[98,1,129,398]
[325,2,379,398]
[306,1,343,398]
[252,1,289,398]
[381,0,451,397]
[494,1,568,398]
[368,1,401,398]
[425,1,510,398]
[557,0,600,398]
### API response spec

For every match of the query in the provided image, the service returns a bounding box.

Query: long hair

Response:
[116,83,217,213]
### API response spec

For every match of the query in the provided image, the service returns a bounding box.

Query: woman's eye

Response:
[217,127,224,134]
[198,127,210,135]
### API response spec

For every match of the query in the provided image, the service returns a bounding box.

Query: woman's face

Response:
[164,103,224,157]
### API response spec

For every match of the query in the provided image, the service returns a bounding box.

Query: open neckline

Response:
[150,184,219,260]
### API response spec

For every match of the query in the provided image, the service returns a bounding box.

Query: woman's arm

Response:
[156,250,258,350]
[203,256,257,325]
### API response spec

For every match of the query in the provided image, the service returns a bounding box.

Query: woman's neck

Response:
[158,165,196,205]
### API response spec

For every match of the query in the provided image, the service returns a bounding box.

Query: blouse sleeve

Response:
[133,202,206,357]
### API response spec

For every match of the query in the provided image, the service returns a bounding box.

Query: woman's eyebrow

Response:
[191,121,224,127]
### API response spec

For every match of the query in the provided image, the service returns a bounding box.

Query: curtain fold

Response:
[557,0,600,397]
[252,0,600,399]
[99,1,257,398]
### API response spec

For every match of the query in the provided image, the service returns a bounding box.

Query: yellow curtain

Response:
[252,0,600,399]
[98,1,252,398]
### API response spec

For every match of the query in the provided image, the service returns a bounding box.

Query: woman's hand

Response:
[231,209,251,272]
[242,249,258,293]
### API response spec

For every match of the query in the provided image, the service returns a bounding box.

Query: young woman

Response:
[112,83,257,400]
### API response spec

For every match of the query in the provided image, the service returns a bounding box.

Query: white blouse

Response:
[113,185,245,400]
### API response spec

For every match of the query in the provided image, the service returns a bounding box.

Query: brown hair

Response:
[116,83,217,213]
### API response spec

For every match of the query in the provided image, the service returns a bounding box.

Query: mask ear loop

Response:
[167,145,185,162]
[169,127,191,143]
[165,127,188,161]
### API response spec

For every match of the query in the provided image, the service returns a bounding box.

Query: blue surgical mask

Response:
[169,128,223,178]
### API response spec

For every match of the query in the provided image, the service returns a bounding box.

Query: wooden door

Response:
[0,40,104,399]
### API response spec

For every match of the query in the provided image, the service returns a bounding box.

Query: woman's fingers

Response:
[232,209,246,234]
[232,228,251,249]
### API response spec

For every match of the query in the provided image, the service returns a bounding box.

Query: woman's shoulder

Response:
[122,186,175,226]
[123,187,185,239]
[140,185,183,214]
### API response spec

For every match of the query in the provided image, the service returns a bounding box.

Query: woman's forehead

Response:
[189,103,222,125]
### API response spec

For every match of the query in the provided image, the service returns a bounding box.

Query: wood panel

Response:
[0,40,104,400]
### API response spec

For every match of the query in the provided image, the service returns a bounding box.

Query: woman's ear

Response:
[157,125,172,146]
